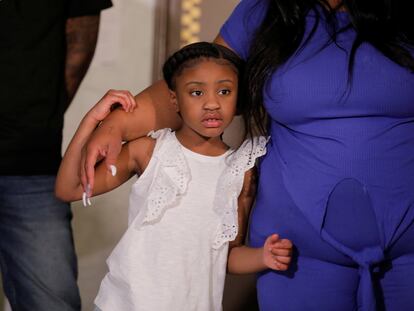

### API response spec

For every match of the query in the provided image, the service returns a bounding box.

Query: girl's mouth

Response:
[202,117,222,128]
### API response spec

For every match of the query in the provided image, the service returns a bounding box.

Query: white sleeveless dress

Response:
[94,129,267,311]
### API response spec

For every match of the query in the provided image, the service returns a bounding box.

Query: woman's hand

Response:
[262,234,293,271]
[86,89,136,123]
[80,89,136,194]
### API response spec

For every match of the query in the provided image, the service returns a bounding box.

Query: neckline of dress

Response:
[173,133,232,162]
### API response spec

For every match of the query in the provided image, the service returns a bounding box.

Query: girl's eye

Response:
[218,89,231,95]
[190,90,203,96]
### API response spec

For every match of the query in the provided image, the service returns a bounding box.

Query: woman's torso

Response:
[249,5,414,264]
[219,0,414,263]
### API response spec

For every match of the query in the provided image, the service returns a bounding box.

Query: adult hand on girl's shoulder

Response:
[262,234,293,271]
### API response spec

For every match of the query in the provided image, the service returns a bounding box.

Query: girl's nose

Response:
[203,94,220,110]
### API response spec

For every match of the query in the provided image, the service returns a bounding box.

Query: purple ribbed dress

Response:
[221,1,414,310]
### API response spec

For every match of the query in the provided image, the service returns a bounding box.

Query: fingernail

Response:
[86,184,92,197]
[110,165,117,176]
[82,192,88,207]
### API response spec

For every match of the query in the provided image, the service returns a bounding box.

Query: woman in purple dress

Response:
[80,1,414,310]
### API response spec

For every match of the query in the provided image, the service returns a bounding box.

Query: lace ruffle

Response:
[212,136,268,249]
[133,129,268,249]
[141,129,190,225]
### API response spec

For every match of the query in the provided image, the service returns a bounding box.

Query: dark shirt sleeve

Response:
[219,0,268,60]
[67,0,113,18]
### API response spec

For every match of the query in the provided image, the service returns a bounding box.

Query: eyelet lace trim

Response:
[141,129,190,225]
[136,129,268,250]
[212,136,268,249]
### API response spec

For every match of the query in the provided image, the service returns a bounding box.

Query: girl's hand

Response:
[262,234,293,271]
[86,89,136,123]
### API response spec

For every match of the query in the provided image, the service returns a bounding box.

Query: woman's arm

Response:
[55,92,153,202]
[227,168,293,274]
[80,80,181,192]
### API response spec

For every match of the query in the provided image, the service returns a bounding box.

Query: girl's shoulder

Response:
[129,128,174,152]
[127,135,156,153]
[147,128,174,140]
[146,128,177,155]
[229,135,268,167]
[220,135,268,184]
[129,128,176,169]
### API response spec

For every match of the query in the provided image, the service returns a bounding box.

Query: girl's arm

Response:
[227,168,293,274]
[55,92,154,202]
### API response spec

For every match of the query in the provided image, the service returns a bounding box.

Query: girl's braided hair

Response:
[162,41,244,90]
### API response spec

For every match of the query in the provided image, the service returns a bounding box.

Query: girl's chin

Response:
[177,127,225,140]
[200,128,225,137]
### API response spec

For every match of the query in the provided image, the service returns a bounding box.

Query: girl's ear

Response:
[169,90,179,112]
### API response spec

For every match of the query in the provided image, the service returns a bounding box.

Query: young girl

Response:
[56,42,292,311]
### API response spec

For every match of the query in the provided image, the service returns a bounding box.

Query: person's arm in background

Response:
[64,15,100,108]
[80,35,231,193]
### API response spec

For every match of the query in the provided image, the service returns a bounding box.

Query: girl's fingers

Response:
[274,262,289,271]
[270,248,292,257]
[264,235,293,271]
[266,258,288,271]
[280,239,293,248]
[273,255,291,265]
[268,238,292,255]
[269,234,279,242]
[264,234,279,249]
[271,238,292,248]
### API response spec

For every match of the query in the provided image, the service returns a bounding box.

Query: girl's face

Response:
[170,59,238,142]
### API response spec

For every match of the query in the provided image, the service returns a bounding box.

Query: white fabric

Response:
[94,129,267,311]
